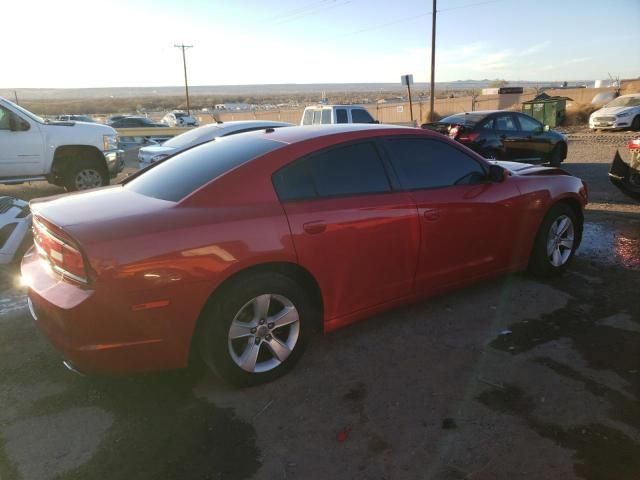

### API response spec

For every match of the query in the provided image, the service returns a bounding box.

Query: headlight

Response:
[617,112,631,118]
[103,134,119,151]
[150,153,169,163]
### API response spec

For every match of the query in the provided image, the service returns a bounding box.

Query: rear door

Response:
[382,136,523,293]
[273,140,420,320]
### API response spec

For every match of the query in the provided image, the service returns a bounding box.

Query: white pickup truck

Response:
[0,97,123,191]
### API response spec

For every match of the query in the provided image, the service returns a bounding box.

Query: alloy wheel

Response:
[227,294,300,373]
[547,214,574,267]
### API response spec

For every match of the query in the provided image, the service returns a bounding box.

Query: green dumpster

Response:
[522,93,572,127]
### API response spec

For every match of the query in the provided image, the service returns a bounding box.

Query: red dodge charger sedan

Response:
[21,125,587,385]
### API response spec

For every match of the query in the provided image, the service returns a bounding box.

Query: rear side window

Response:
[494,114,517,131]
[479,117,494,129]
[126,136,283,201]
[385,138,486,190]
[302,110,313,125]
[351,109,375,123]
[321,109,332,124]
[273,142,391,201]
[336,109,348,123]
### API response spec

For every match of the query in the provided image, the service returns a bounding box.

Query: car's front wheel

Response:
[529,203,580,277]
[199,272,313,386]
[631,115,640,132]
[64,161,109,192]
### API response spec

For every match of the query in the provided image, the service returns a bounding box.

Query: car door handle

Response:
[423,209,440,221]
[303,221,326,234]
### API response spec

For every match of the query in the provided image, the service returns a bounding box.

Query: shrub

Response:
[564,103,598,126]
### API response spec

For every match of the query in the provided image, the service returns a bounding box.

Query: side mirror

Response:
[543,124,550,132]
[9,115,29,132]
[488,164,507,183]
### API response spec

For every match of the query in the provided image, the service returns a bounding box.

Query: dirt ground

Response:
[0,134,638,480]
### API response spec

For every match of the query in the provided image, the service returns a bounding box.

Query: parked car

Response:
[0,97,123,191]
[161,110,198,127]
[422,110,568,166]
[589,94,640,131]
[108,116,168,128]
[138,120,293,169]
[0,196,31,265]
[22,124,587,386]
[301,105,377,125]
[609,137,640,200]
[54,114,97,123]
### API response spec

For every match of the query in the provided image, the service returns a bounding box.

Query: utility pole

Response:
[429,0,437,121]
[174,44,193,114]
[13,90,19,105]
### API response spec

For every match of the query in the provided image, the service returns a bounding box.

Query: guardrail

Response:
[115,127,193,137]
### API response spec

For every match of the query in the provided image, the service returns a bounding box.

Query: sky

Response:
[3,0,639,88]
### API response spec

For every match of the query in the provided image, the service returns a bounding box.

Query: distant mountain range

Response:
[1,80,593,100]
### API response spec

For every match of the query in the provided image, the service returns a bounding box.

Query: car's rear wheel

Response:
[631,115,640,132]
[198,272,312,386]
[529,203,580,277]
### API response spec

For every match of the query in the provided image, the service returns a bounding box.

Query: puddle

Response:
[579,223,640,270]
[477,385,640,480]
[4,370,260,480]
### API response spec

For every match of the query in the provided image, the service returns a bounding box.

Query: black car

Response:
[107,116,168,128]
[422,110,568,166]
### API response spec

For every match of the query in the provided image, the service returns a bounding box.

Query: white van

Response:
[300,105,377,125]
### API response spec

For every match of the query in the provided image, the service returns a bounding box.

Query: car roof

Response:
[236,123,419,144]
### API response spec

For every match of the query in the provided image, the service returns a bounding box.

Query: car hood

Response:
[43,121,116,135]
[592,106,639,116]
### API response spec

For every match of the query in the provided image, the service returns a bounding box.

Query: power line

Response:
[271,0,353,25]
[174,44,193,115]
[338,0,503,38]
[266,0,334,22]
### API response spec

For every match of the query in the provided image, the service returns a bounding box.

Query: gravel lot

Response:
[0,134,638,480]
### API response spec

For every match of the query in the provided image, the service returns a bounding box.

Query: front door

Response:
[382,136,523,293]
[0,106,45,177]
[272,140,421,320]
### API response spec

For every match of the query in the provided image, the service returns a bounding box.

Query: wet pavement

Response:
[0,140,638,480]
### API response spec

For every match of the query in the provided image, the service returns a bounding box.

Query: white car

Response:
[161,111,199,127]
[301,104,378,125]
[137,120,292,169]
[589,94,640,131]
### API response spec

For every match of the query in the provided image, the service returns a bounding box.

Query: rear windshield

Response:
[440,113,487,126]
[125,136,283,201]
[163,125,219,148]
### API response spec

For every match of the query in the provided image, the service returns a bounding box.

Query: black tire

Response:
[631,116,640,132]
[63,157,109,192]
[529,203,580,278]
[548,144,564,167]
[198,272,313,387]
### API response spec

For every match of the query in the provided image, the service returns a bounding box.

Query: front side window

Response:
[336,109,348,123]
[273,141,391,201]
[385,138,486,190]
[351,109,375,123]
[494,114,517,131]
[312,110,322,125]
[0,106,11,130]
[517,114,542,132]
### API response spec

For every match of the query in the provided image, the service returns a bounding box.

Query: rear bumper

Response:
[104,149,125,177]
[20,248,191,374]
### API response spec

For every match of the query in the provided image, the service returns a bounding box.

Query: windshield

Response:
[605,96,640,108]
[174,112,186,118]
[163,125,219,148]
[8,101,45,123]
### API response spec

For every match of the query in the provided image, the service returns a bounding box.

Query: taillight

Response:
[457,132,480,142]
[448,125,460,138]
[628,138,640,150]
[33,217,88,284]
